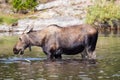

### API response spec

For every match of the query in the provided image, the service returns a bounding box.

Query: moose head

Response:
[13,26,33,55]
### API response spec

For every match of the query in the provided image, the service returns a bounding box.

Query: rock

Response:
[0,25,10,32]
[35,0,89,11]
[0,0,12,14]
[35,0,93,19]
[0,0,92,33]
[11,0,92,32]
[16,16,84,31]
[11,22,18,26]
[0,0,7,3]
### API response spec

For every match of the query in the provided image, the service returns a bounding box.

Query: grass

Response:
[0,13,19,25]
[0,36,18,57]
[0,11,37,25]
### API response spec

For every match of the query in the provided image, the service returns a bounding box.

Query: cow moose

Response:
[13,24,98,62]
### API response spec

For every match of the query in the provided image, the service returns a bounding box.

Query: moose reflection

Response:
[13,24,98,62]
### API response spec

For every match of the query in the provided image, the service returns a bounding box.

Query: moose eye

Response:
[19,37,22,41]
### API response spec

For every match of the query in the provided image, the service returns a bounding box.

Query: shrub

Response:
[12,0,38,13]
[86,0,120,27]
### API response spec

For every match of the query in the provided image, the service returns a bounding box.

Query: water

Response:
[0,31,120,80]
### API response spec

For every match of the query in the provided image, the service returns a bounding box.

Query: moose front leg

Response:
[43,48,54,61]
[54,54,62,60]
[43,42,61,61]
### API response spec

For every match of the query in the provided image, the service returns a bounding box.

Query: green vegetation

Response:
[0,36,18,56]
[0,36,45,57]
[11,0,38,13]
[0,14,19,25]
[0,0,53,25]
[86,0,120,27]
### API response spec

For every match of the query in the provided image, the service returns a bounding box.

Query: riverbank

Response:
[0,0,91,32]
[0,0,120,32]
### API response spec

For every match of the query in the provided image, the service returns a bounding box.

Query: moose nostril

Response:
[13,48,17,51]
[13,48,19,54]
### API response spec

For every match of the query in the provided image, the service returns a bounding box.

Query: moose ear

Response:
[27,27,33,33]
[23,25,34,34]
[23,26,29,34]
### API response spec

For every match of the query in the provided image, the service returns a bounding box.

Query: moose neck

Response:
[27,31,45,47]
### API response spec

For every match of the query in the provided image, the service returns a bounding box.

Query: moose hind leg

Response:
[54,49,62,60]
[85,34,98,63]
[81,49,88,60]
[87,50,96,60]
[86,48,96,64]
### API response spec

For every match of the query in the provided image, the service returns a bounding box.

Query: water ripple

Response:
[0,57,46,63]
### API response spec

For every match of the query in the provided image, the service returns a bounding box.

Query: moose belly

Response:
[62,45,85,55]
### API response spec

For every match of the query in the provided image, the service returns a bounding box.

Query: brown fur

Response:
[13,24,98,62]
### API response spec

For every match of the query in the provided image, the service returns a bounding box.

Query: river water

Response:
[0,30,120,80]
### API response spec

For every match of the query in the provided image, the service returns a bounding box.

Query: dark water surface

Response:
[0,31,120,80]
